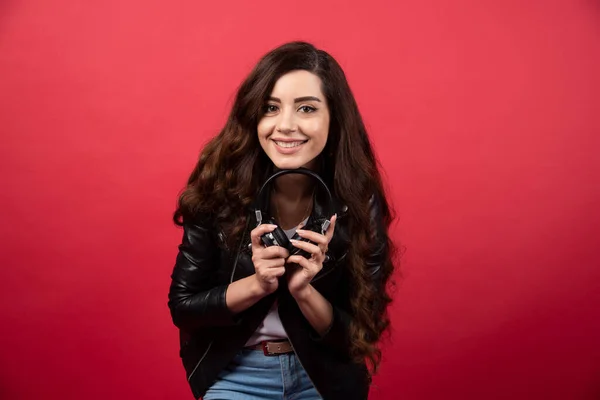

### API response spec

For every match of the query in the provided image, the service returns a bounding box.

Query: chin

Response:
[271,158,319,171]
[271,159,305,170]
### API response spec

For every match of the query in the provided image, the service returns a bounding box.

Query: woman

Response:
[168,41,397,400]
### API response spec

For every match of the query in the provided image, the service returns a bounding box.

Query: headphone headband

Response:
[255,167,334,226]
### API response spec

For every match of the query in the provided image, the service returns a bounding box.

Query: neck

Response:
[270,169,318,230]
[272,174,313,201]
[271,159,321,201]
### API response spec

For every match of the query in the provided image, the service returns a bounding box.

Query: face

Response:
[257,70,330,170]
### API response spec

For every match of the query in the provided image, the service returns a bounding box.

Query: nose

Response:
[276,108,297,133]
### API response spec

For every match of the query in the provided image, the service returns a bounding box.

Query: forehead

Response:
[270,70,325,98]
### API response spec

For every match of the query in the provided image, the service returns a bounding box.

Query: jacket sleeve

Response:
[168,215,239,331]
[310,194,388,358]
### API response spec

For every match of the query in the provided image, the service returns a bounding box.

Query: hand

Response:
[250,224,290,296]
[286,214,337,299]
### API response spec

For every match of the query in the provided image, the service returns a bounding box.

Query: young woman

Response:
[169,41,397,400]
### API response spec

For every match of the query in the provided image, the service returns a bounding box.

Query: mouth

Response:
[272,139,308,149]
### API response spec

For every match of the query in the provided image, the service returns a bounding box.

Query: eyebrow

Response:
[268,96,322,103]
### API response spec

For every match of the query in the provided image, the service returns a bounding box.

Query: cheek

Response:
[257,119,273,139]
[303,119,329,142]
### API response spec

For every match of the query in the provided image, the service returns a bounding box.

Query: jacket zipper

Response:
[187,341,213,382]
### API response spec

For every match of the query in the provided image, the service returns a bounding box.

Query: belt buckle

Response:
[261,341,275,356]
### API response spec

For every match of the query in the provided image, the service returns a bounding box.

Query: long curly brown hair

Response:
[173,41,397,374]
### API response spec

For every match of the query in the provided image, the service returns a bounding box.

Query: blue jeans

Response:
[202,348,322,400]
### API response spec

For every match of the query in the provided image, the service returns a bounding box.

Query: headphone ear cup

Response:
[260,230,275,247]
[270,227,292,252]
[259,219,279,247]
[259,222,293,252]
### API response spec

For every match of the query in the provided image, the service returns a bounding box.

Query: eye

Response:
[298,105,316,113]
[264,104,279,114]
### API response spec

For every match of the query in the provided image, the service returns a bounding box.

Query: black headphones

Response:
[255,168,334,259]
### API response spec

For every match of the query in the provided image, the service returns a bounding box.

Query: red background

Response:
[1,1,599,399]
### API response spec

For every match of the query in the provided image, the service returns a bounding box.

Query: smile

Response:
[273,140,307,148]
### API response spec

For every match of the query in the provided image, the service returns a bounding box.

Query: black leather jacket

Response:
[168,190,388,400]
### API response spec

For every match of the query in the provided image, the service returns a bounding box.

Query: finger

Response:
[287,255,322,275]
[289,239,321,256]
[257,266,286,284]
[325,214,337,241]
[261,245,290,259]
[256,258,286,270]
[264,266,286,278]
[250,224,278,250]
[295,229,328,246]
[270,257,287,268]
[252,247,286,267]
[287,255,312,269]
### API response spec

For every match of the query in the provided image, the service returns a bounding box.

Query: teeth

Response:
[275,141,305,148]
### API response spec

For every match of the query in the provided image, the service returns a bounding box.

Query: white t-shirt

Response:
[244,218,308,347]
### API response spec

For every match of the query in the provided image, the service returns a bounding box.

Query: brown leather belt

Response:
[246,340,294,356]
